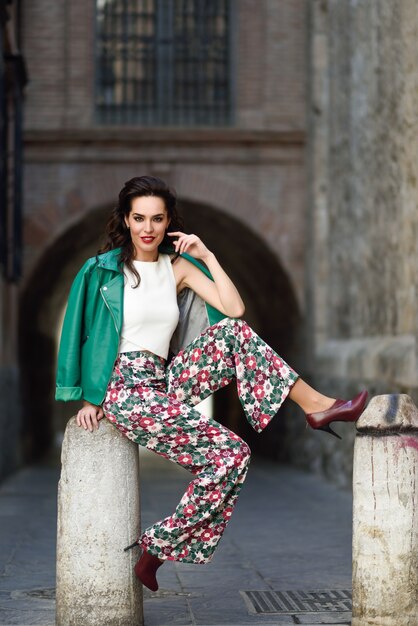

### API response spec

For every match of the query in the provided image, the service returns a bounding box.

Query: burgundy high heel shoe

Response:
[305,390,368,439]
[124,541,164,591]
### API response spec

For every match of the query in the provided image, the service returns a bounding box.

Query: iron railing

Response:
[94,0,233,126]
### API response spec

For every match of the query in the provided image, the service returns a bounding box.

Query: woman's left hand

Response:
[168,231,212,261]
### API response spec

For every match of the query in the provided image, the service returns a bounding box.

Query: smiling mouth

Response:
[141,237,155,242]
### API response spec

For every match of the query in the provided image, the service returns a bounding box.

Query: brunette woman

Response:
[56,175,368,591]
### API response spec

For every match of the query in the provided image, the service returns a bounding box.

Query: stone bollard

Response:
[352,394,418,626]
[56,417,143,626]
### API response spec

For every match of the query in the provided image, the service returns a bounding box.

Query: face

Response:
[124,195,171,261]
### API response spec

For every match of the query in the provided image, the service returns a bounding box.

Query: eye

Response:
[133,216,143,222]
[154,217,163,222]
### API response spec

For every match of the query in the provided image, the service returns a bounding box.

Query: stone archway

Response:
[18,198,301,463]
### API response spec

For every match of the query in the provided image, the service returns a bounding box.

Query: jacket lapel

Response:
[100,273,124,334]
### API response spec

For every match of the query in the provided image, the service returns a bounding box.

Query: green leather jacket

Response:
[55,246,226,406]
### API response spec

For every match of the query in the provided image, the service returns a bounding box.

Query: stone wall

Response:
[0,283,22,482]
[284,0,418,488]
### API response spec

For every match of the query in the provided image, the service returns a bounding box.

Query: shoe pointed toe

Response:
[306,390,369,438]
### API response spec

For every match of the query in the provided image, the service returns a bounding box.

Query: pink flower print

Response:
[166,518,176,528]
[141,390,155,402]
[138,416,155,428]
[254,384,265,400]
[174,388,186,401]
[179,369,191,382]
[212,349,223,362]
[189,365,198,377]
[109,388,119,402]
[167,406,181,417]
[174,434,191,446]
[241,324,252,339]
[214,521,227,535]
[234,354,240,366]
[178,453,193,465]
[183,503,197,517]
[191,348,202,362]
[236,362,244,378]
[207,426,222,438]
[178,547,189,559]
[197,369,210,383]
[279,364,290,377]
[208,490,222,503]
[148,422,163,434]
[254,370,266,384]
[204,343,216,356]
[200,528,214,541]
[141,535,153,547]
[259,414,271,429]
[272,355,283,370]
[245,355,257,370]
[222,506,234,520]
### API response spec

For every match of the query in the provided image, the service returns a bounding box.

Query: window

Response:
[95,0,233,126]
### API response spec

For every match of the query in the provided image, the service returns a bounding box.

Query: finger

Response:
[175,236,186,253]
[91,412,99,430]
[97,409,104,420]
[85,413,94,433]
[167,231,183,236]
[79,413,88,430]
[181,237,193,254]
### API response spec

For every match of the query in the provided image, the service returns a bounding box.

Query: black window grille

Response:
[94,0,233,126]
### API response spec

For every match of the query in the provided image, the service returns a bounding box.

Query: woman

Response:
[55,175,368,592]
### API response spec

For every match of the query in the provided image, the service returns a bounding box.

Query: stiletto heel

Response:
[317,423,342,440]
[306,390,368,439]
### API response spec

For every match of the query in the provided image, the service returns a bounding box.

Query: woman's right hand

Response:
[76,400,104,432]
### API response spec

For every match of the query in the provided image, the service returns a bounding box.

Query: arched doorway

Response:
[19,199,301,463]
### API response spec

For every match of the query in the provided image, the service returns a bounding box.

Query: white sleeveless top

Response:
[118,253,180,359]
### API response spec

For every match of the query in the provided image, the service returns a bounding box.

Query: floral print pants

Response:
[102,317,299,565]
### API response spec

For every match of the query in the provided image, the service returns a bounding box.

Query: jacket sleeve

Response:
[55,259,94,402]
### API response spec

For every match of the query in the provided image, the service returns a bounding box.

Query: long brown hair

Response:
[97,175,184,287]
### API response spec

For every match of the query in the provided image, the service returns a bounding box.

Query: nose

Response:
[143,221,154,233]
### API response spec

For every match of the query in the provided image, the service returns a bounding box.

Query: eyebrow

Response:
[132,213,165,217]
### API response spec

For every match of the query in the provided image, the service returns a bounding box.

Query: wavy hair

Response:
[97,175,184,287]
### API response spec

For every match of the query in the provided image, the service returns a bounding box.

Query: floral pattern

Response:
[103,317,298,564]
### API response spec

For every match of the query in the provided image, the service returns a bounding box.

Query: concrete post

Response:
[56,417,143,626]
[352,394,418,626]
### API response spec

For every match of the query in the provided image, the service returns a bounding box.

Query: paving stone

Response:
[0,452,353,626]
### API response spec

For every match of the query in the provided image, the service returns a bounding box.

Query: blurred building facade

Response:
[15,0,307,479]
[0,0,28,479]
[1,0,417,487]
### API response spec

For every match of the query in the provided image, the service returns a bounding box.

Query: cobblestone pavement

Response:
[0,448,353,626]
